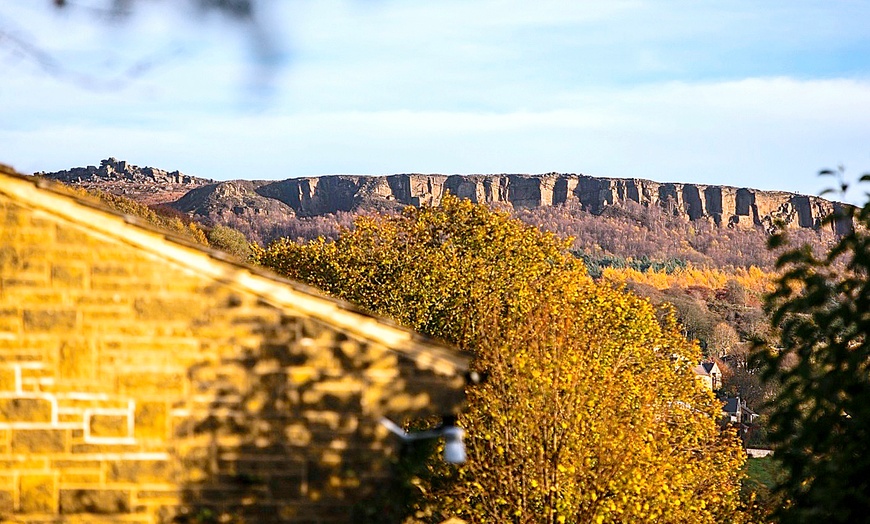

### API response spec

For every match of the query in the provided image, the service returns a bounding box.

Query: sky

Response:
[1,0,869,201]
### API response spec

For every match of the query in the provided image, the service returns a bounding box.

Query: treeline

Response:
[575,252,688,278]
[238,197,838,272]
[515,200,837,271]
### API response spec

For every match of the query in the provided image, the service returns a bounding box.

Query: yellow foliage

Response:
[253,195,748,522]
[600,264,775,295]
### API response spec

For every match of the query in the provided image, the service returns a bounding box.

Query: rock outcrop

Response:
[39,160,853,240]
[242,173,852,236]
[37,157,215,205]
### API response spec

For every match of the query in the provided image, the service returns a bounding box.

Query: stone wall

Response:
[0,177,466,523]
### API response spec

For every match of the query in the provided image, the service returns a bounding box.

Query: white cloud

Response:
[2,1,870,203]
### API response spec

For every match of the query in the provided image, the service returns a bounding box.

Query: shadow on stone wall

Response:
[169,308,459,523]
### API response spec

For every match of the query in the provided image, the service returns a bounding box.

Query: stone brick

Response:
[4,288,67,308]
[0,397,53,423]
[11,429,67,453]
[2,275,49,290]
[135,489,181,501]
[119,372,184,396]
[55,225,92,245]
[0,368,17,391]
[107,459,172,484]
[51,263,87,287]
[89,414,129,438]
[134,401,168,440]
[59,338,95,380]
[91,262,132,278]
[133,297,203,322]
[19,473,57,513]
[0,308,21,334]
[70,442,143,454]
[16,226,54,245]
[22,309,78,333]
[59,489,130,514]
[0,245,20,270]
[50,459,101,470]
[0,489,12,514]
[60,471,102,485]
[0,458,49,470]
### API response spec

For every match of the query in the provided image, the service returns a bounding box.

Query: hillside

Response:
[39,158,845,268]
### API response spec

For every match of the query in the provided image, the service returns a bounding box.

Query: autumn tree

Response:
[758,174,870,523]
[253,195,746,522]
[206,224,252,259]
[252,195,574,350]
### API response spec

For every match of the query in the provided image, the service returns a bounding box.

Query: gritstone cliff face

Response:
[227,173,851,236]
[39,160,853,240]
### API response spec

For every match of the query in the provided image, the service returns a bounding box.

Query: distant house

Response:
[693,361,722,391]
[723,396,758,426]
[0,166,469,523]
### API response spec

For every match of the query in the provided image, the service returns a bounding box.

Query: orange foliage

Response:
[600,264,775,295]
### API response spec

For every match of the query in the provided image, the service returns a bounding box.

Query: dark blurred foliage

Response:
[2,0,279,90]
[756,170,870,523]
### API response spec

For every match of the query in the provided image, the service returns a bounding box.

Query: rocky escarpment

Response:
[38,157,215,206]
[39,160,853,242]
[235,173,851,236]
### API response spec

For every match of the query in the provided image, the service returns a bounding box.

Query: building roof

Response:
[0,164,469,377]
[694,361,720,377]
[723,397,740,414]
[723,397,757,416]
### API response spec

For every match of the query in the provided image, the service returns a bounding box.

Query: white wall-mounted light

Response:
[380,416,466,464]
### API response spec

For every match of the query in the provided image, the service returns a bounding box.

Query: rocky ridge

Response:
[39,160,853,243]
[37,157,215,206]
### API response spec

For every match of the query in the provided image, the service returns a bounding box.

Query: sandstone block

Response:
[11,429,67,453]
[134,401,168,440]
[19,473,57,513]
[50,459,102,470]
[0,397,53,423]
[133,297,203,322]
[60,471,102,484]
[0,457,49,470]
[0,489,12,514]
[59,339,95,380]
[22,309,77,333]
[107,459,172,484]
[54,225,92,245]
[89,414,129,438]
[0,368,17,391]
[119,372,184,396]
[59,488,131,514]
[50,263,87,288]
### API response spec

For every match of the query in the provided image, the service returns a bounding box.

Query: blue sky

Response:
[1,1,869,201]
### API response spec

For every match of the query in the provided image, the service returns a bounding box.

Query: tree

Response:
[252,195,575,351]
[709,322,740,358]
[447,276,745,523]
[253,195,746,522]
[206,224,251,259]
[758,173,870,523]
